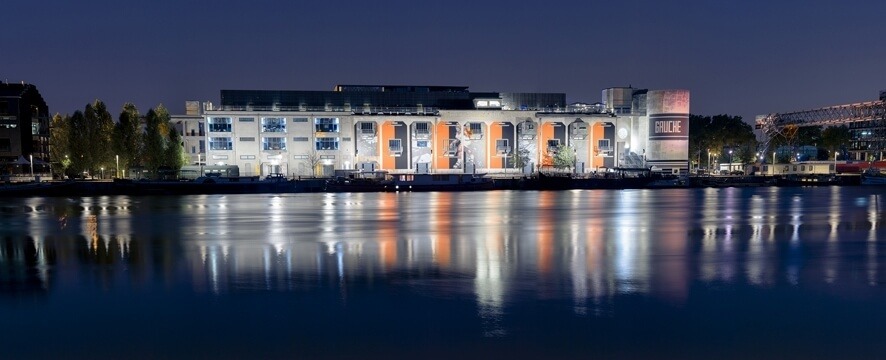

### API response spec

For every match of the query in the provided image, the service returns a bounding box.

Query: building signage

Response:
[648,114,688,139]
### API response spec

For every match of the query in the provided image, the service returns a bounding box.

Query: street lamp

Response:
[772,151,776,165]
[29,154,34,178]
[708,149,711,174]
[116,154,119,179]
[101,167,104,179]
[729,150,734,172]
[834,151,839,172]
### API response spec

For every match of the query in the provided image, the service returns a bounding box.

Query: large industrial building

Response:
[187,85,688,177]
[756,90,886,162]
[0,82,50,165]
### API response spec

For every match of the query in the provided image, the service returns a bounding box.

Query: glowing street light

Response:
[29,154,34,178]
[101,167,105,179]
[834,151,840,172]
[729,150,734,172]
[116,154,119,178]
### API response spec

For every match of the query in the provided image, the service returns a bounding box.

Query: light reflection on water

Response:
[2,187,886,358]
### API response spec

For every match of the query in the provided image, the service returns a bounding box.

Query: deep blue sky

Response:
[3,0,885,123]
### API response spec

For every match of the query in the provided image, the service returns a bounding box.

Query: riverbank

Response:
[0,172,866,197]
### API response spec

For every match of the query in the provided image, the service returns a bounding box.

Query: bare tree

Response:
[304,149,321,177]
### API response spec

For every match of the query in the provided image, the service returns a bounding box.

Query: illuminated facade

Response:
[199,85,690,176]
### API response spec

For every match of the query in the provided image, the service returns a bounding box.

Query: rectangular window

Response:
[416,140,429,148]
[468,123,483,139]
[293,155,309,159]
[240,155,256,160]
[191,146,196,154]
[320,155,335,159]
[263,137,286,151]
[315,118,339,133]
[262,117,286,132]
[389,139,402,156]
[209,137,232,150]
[547,139,560,154]
[239,117,255,122]
[292,117,309,123]
[240,137,255,142]
[31,123,39,135]
[495,139,510,155]
[359,122,375,135]
[293,137,310,142]
[199,140,205,153]
[342,137,351,142]
[208,117,232,132]
[415,122,429,134]
[315,137,339,150]
[597,139,610,151]
[198,122,205,136]
[0,118,17,129]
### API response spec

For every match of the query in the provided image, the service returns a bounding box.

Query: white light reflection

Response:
[475,234,506,337]
[824,187,842,283]
[786,194,803,286]
[867,194,879,286]
[613,190,649,294]
[746,195,768,286]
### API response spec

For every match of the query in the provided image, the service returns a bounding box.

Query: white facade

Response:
[198,88,690,177]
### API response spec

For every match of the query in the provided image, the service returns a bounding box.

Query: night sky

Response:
[3,0,885,123]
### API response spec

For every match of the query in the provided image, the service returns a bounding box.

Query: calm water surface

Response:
[1,187,885,359]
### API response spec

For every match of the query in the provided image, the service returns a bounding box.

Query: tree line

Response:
[50,100,186,179]
[688,114,850,168]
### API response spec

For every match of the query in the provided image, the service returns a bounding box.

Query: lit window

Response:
[263,137,286,150]
[209,137,232,150]
[315,137,339,150]
[262,117,286,132]
[315,118,339,133]
[208,117,232,132]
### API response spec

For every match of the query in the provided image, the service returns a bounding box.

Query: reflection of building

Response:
[0,82,49,165]
[196,85,690,177]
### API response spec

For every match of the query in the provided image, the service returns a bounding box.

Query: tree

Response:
[509,146,530,171]
[689,114,758,167]
[304,149,322,177]
[113,103,142,174]
[142,106,169,176]
[552,144,576,171]
[821,125,851,155]
[84,100,114,177]
[163,124,187,171]
[67,110,89,176]
[49,114,70,178]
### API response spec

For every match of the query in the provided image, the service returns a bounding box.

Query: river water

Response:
[1,187,885,359]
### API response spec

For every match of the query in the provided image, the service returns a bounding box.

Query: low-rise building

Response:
[192,85,688,177]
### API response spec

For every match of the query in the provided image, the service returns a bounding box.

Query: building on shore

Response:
[171,101,206,166]
[179,85,689,177]
[0,81,50,167]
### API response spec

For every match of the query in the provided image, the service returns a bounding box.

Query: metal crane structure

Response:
[755,91,886,162]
